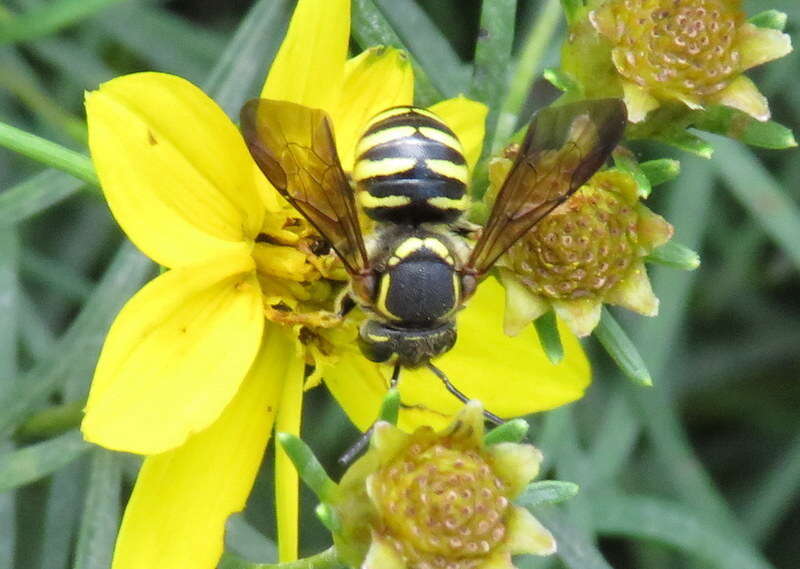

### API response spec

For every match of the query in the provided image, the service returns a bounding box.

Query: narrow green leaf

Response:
[225,514,278,564]
[0,0,125,45]
[543,67,580,94]
[652,129,714,158]
[378,388,400,426]
[22,249,94,302]
[613,148,652,198]
[37,462,83,569]
[0,170,84,227]
[315,503,341,533]
[484,418,530,445]
[0,430,91,492]
[0,121,98,187]
[276,433,337,502]
[749,9,787,31]
[639,158,681,187]
[593,493,775,569]
[594,308,652,386]
[533,311,564,365]
[16,401,84,442]
[351,0,441,106]
[0,243,152,437]
[374,0,470,96]
[534,508,614,569]
[73,450,122,569]
[203,0,294,117]
[220,546,340,569]
[712,136,800,272]
[646,240,701,270]
[517,481,580,508]
[694,106,797,149]
[470,0,517,148]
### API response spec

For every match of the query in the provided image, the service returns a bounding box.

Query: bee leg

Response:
[339,363,403,465]
[426,362,504,425]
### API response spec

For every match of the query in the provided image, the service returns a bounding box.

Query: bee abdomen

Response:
[353,107,470,224]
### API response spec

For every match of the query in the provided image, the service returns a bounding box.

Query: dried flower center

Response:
[506,182,638,300]
[599,0,744,97]
[372,442,509,569]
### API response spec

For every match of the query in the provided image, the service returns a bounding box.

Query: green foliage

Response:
[0,1,798,569]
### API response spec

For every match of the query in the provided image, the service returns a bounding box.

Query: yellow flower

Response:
[563,0,792,122]
[493,161,673,337]
[81,1,592,567]
[332,402,555,569]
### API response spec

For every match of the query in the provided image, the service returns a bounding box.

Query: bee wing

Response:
[466,99,627,276]
[240,98,370,275]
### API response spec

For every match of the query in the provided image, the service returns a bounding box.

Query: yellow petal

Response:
[429,96,488,172]
[333,47,414,171]
[82,252,263,454]
[275,353,306,562]
[713,75,771,122]
[110,325,292,569]
[261,0,349,112]
[326,278,590,433]
[505,506,556,556]
[86,72,262,268]
[737,23,792,71]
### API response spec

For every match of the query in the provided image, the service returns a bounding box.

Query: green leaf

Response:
[38,463,83,569]
[351,0,441,106]
[0,170,84,227]
[560,0,585,26]
[543,67,580,94]
[533,508,614,569]
[315,503,341,533]
[0,243,152,438]
[72,450,122,569]
[470,0,517,149]
[594,308,652,386]
[0,431,91,492]
[16,401,84,442]
[652,129,714,159]
[203,0,294,118]
[374,0,470,96]
[646,241,701,271]
[694,106,797,149]
[484,418,530,445]
[276,433,337,503]
[593,493,775,569]
[712,136,800,272]
[0,121,98,188]
[225,514,278,564]
[22,249,94,302]
[639,158,681,187]
[378,388,400,426]
[749,9,788,31]
[517,480,580,508]
[613,148,652,198]
[0,0,125,45]
[533,311,564,365]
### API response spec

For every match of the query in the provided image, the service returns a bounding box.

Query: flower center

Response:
[372,442,509,569]
[506,183,638,300]
[603,0,743,97]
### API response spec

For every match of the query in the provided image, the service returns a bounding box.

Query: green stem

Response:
[221,547,343,569]
[494,0,562,152]
[0,121,99,189]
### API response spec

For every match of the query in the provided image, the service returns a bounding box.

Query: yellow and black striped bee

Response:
[240,97,626,416]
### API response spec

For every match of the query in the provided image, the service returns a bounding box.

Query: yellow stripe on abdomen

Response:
[355,126,416,158]
[424,159,469,184]
[353,157,417,182]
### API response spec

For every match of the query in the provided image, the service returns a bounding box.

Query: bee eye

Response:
[461,274,477,299]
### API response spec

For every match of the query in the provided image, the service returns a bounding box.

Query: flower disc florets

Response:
[495,160,673,337]
[332,402,555,569]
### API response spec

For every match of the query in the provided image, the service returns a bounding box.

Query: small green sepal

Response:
[543,67,580,95]
[484,418,530,446]
[516,480,580,508]
[749,9,788,31]
[646,241,701,271]
[315,502,342,533]
[655,129,714,159]
[594,308,653,387]
[560,0,584,26]
[533,310,564,365]
[639,159,681,187]
[276,432,337,502]
[378,388,400,426]
[694,106,797,150]
[613,148,652,198]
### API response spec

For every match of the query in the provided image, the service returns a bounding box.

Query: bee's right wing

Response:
[466,99,627,276]
[240,99,370,276]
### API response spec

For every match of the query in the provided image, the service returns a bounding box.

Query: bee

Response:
[240,97,626,422]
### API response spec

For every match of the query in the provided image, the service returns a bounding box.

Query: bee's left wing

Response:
[465,99,627,277]
[240,99,370,276]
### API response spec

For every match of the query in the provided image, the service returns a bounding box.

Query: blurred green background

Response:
[0,1,798,568]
